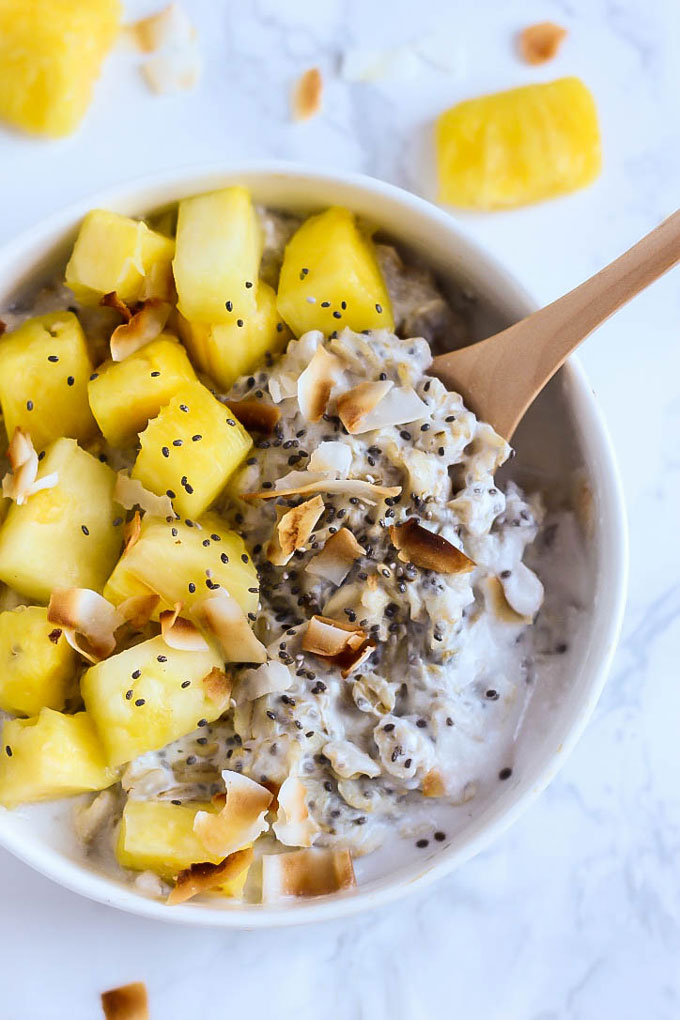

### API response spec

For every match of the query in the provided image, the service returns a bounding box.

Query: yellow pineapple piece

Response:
[88,335,197,447]
[178,282,290,390]
[0,605,77,716]
[0,312,96,450]
[132,382,252,518]
[173,187,263,325]
[436,77,601,210]
[0,438,123,603]
[104,512,258,618]
[81,634,226,767]
[0,708,116,808]
[0,0,120,138]
[277,206,394,337]
[65,210,176,306]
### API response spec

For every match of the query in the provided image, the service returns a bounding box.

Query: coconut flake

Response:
[292,67,323,121]
[245,477,400,504]
[143,45,202,94]
[226,399,281,435]
[323,740,380,779]
[100,291,132,321]
[266,494,324,567]
[101,981,149,1020]
[307,441,352,477]
[129,3,195,53]
[202,665,232,706]
[123,511,142,556]
[302,615,366,657]
[110,299,171,361]
[422,768,446,798]
[117,592,160,629]
[193,771,273,857]
[297,345,344,422]
[306,528,365,586]
[339,383,429,434]
[500,563,544,619]
[483,575,533,626]
[167,847,252,906]
[336,380,393,434]
[194,590,267,663]
[2,428,58,506]
[272,776,321,847]
[233,661,293,705]
[114,472,174,518]
[389,518,475,574]
[261,847,356,902]
[159,603,209,651]
[48,588,120,663]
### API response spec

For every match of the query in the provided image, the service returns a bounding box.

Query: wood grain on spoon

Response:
[432,209,680,440]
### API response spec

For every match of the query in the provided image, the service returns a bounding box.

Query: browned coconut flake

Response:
[336,380,393,434]
[305,527,365,586]
[302,614,375,677]
[201,665,232,705]
[244,477,400,504]
[267,494,325,566]
[47,588,121,663]
[116,592,160,630]
[482,575,533,626]
[1,427,58,506]
[227,399,281,435]
[518,21,567,64]
[422,768,446,798]
[167,847,253,905]
[261,847,356,902]
[292,67,323,121]
[193,771,273,857]
[128,2,195,53]
[122,511,143,556]
[101,981,149,1020]
[297,344,344,422]
[159,602,209,651]
[389,518,475,574]
[272,775,320,847]
[194,589,267,664]
[110,299,171,362]
[100,291,133,322]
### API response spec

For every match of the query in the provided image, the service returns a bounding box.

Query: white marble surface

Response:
[1,0,679,1016]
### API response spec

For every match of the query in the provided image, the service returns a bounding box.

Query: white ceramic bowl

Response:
[0,163,627,927]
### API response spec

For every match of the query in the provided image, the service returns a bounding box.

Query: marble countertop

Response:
[1,1,679,1017]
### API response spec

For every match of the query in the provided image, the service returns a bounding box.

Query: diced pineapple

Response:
[173,187,263,325]
[0,438,123,603]
[436,78,602,210]
[104,513,258,618]
[65,210,176,305]
[0,312,96,450]
[0,0,120,138]
[178,282,290,390]
[132,382,252,518]
[0,709,116,808]
[81,634,226,767]
[0,605,77,716]
[88,335,197,447]
[277,206,394,337]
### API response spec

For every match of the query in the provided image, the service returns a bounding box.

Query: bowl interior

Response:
[0,166,627,926]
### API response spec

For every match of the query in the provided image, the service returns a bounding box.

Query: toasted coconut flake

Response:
[100,291,132,321]
[142,45,202,94]
[2,427,58,506]
[354,385,430,433]
[336,380,393,434]
[297,345,344,422]
[389,518,475,574]
[167,847,252,906]
[194,590,267,663]
[245,478,400,504]
[202,665,232,705]
[48,588,120,663]
[101,981,149,1020]
[500,563,544,619]
[272,776,321,847]
[114,472,174,518]
[518,22,567,64]
[423,768,446,798]
[306,528,365,586]
[226,399,281,435]
[267,494,324,566]
[261,847,356,902]
[302,614,366,657]
[233,661,292,705]
[483,576,533,625]
[129,2,195,53]
[307,441,352,477]
[110,299,171,361]
[123,511,142,556]
[339,640,375,678]
[292,67,323,121]
[117,592,160,629]
[160,603,209,651]
[194,771,273,856]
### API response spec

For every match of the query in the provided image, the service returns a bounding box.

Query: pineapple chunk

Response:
[81,634,226,767]
[0,438,123,603]
[0,605,77,716]
[65,210,176,305]
[178,282,290,390]
[0,709,116,808]
[0,312,96,450]
[132,382,252,518]
[104,513,258,618]
[436,78,602,210]
[88,335,197,447]
[0,0,120,138]
[173,187,263,325]
[277,207,394,337]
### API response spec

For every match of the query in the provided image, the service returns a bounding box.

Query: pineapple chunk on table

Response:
[132,382,252,518]
[178,282,290,390]
[0,312,96,450]
[0,438,123,603]
[65,210,176,306]
[0,0,120,138]
[81,635,227,767]
[88,335,197,447]
[0,605,77,716]
[0,709,116,808]
[436,77,602,210]
[173,187,263,325]
[104,512,258,618]
[276,206,394,337]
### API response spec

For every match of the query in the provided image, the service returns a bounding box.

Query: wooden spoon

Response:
[432,210,680,440]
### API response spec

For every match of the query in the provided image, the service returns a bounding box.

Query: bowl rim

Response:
[0,160,629,928]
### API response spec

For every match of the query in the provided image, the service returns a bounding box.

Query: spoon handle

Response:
[432,209,680,439]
